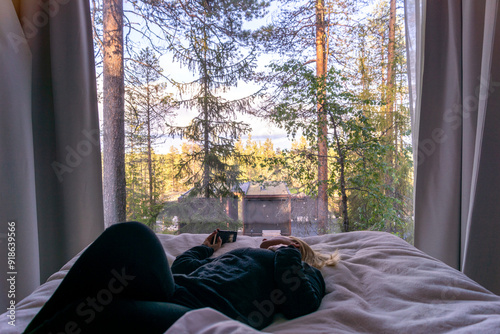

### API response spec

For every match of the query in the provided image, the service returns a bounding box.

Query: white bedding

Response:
[2,231,500,333]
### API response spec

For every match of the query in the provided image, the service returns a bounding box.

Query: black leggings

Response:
[24,222,191,334]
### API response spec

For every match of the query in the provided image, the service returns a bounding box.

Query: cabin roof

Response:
[243,182,290,197]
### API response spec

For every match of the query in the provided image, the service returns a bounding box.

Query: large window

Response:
[92,0,413,241]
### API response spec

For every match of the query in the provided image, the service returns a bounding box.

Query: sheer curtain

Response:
[406,0,500,295]
[0,0,104,310]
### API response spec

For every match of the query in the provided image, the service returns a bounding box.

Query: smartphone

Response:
[213,230,237,244]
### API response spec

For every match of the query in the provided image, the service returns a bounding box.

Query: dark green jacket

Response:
[171,245,325,330]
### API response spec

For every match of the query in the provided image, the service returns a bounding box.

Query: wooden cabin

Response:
[242,182,291,236]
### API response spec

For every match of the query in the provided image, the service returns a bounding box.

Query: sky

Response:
[97,1,296,154]
[96,1,399,155]
[97,50,295,154]
[152,51,294,154]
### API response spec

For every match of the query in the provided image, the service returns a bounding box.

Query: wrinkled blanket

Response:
[2,231,500,333]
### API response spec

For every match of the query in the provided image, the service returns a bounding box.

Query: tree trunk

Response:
[103,0,126,227]
[387,0,397,113]
[202,22,210,199]
[331,116,349,232]
[147,84,153,207]
[316,0,328,234]
[339,156,349,232]
[386,0,397,195]
[202,60,210,199]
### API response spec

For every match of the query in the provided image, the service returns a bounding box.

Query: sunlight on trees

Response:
[124,47,175,227]
[164,0,267,199]
[93,0,413,241]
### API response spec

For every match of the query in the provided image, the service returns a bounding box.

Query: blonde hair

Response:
[289,236,340,269]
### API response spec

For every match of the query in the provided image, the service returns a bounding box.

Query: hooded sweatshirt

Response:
[170,244,325,330]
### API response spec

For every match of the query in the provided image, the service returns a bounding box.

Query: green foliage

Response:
[234,136,282,183]
[92,0,413,239]
[349,0,413,239]
[266,59,407,233]
[125,153,169,228]
[125,47,176,226]
[254,0,413,239]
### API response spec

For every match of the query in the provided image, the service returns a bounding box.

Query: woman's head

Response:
[259,236,300,250]
[260,235,340,269]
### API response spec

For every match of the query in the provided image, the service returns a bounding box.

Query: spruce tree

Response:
[167,0,268,198]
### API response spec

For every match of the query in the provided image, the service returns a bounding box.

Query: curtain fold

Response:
[0,0,104,310]
[0,0,40,311]
[462,0,500,295]
[407,0,500,295]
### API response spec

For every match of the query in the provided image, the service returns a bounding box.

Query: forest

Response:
[90,0,412,241]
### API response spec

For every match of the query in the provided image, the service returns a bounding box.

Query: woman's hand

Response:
[267,244,290,252]
[203,229,222,252]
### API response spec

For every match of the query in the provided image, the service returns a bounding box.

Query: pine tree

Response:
[102,0,126,227]
[350,0,413,236]
[167,0,268,199]
[125,47,174,226]
[256,0,360,233]
[316,0,329,233]
[385,0,397,198]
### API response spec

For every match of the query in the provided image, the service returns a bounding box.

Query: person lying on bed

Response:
[24,221,339,334]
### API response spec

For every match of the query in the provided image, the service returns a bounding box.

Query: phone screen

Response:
[216,230,237,244]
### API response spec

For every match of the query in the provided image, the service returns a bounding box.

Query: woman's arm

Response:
[171,230,222,275]
[273,246,326,319]
[171,245,215,275]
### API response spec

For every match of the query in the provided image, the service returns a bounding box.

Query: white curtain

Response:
[406,0,500,295]
[0,0,104,310]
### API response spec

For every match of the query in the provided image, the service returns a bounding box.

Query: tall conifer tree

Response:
[257,0,358,233]
[103,0,126,226]
[125,47,174,221]
[167,0,268,198]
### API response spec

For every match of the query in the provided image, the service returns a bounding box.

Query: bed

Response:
[2,231,500,333]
